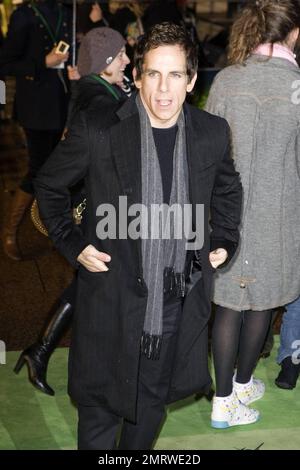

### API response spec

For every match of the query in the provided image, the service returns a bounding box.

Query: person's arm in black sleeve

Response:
[0,8,46,78]
[34,111,90,267]
[210,120,242,265]
[65,80,80,129]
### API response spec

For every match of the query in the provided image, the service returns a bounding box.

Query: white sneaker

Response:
[233,375,265,405]
[211,391,260,429]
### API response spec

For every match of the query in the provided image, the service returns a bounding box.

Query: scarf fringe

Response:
[141,331,162,360]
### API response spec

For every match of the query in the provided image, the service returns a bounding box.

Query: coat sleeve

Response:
[210,119,242,264]
[0,8,46,78]
[34,111,90,267]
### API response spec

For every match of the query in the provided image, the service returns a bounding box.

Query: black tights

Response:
[212,306,272,397]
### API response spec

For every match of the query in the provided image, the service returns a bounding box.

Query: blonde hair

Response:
[228,0,300,65]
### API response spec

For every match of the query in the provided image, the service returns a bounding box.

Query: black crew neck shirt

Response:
[152,125,178,204]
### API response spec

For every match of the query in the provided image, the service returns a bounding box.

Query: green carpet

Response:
[0,339,299,450]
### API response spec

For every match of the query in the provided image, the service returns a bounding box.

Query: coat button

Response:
[240,282,246,288]
[137,277,142,284]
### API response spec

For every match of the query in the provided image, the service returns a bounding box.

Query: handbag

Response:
[30,198,86,237]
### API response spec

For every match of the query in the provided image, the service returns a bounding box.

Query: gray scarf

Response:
[136,94,189,359]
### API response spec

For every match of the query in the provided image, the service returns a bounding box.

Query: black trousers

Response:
[77,296,182,450]
[21,128,62,194]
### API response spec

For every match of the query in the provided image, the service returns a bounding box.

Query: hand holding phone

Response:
[55,40,70,55]
[46,46,69,69]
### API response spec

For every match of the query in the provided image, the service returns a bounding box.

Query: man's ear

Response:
[133,67,141,89]
[187,73,197,93]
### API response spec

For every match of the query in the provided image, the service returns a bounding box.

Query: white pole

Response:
[72,0,77,66]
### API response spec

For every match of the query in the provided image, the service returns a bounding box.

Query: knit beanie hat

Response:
[77,27,126,77]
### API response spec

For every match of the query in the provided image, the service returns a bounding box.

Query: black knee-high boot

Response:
[14,302,73,396]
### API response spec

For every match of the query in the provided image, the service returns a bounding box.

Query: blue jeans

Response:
[277,296,300,364]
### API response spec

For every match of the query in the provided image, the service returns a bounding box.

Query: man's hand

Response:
[67,65,81,81]
[209,248,228,269]
[45,48,69,68]
[77,245,111,272]
[89,2,103,23]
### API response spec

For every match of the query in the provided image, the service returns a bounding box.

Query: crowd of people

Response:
[0,0,299,450]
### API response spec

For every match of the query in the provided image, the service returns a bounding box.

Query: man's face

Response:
[102,47,130,85]
[134,45,197,128]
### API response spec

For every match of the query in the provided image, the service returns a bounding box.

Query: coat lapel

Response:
[185,104,216,206]
[110,96,142,206]
[109,95,143,274]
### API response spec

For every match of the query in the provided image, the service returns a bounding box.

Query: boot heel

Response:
[14,354,25,374]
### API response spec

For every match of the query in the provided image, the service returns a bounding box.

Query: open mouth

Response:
[156,100,172,107]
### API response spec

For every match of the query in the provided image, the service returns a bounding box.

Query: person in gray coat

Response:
[205,0,300,428]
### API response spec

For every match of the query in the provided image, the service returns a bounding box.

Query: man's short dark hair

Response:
[134,22,198,83]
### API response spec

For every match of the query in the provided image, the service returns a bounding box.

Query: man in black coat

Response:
[35,22,242,450]
[0,0,71,260]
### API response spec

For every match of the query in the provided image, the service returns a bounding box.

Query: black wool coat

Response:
[35,95,242,422]
[67,75,126,127]
[0,2,72,130]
